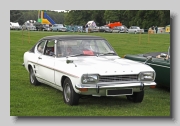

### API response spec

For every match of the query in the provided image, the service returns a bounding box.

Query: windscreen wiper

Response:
[99,52,117,56]
[67,54,85,57]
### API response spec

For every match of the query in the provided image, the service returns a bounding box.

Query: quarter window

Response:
[44,40,55,56]
[37,40,46,54]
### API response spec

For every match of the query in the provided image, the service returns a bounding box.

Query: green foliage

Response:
[10,10,170,28]
[10,31,170,116]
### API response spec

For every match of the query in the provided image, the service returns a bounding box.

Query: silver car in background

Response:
[128,26,144,34]
[51,24,67,32]
[112,25,128,33]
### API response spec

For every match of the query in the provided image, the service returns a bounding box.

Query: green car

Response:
[123,47,170,88]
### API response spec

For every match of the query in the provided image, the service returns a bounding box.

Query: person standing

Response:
[155,26,158,34]
[85,24,88,33]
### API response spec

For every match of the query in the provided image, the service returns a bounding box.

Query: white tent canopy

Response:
[10,22,20,27]
[86,21,97,28]
[26,20,36,23]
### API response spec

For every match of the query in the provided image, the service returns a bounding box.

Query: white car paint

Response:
[23,35,156,105]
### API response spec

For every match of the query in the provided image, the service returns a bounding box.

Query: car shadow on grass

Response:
[78,95,137,106]
[36,84,145,106]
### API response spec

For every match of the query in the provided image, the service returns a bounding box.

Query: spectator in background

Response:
[83,25,85,32]
[155,26,158,34]
[152,26,154,30]
[85,24,88,33]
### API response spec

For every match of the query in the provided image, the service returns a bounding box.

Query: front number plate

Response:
[106,89,133,96]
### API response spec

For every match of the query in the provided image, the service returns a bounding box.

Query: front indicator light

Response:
[79,88,88,92]
[150,85,156,89]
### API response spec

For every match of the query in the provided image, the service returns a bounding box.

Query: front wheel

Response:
[126,91,144,103]
[63,78,79,106]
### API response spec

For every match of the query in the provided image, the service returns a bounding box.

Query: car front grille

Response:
[99,75,138,82]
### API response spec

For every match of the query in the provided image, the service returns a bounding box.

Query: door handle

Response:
[38,57,42,59]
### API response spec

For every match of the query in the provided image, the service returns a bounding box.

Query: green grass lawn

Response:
[10,30,170,116]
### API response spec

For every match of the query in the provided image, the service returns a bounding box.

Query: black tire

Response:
[126,91,144,103]
[29,67,40,86]
[63,78,79,106]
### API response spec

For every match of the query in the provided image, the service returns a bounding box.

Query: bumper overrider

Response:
[75,81,156,96]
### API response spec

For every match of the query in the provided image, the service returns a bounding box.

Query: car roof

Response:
[41,35,106,40]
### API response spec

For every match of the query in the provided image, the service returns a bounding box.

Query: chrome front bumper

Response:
[75,81,156,96]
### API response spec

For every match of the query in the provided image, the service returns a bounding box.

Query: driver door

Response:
[37,39,55,85]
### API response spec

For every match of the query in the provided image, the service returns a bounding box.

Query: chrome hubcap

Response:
[64,83,71,102]
[30,69,34,83]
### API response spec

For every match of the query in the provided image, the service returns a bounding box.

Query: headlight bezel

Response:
[81,74,99,84]
[138,71,155,81]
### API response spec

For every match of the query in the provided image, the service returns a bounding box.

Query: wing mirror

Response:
[168,46,170,60]
[144,56,152,64]
[66,59,73,64]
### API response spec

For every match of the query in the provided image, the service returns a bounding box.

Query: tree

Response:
[10,10,170,28]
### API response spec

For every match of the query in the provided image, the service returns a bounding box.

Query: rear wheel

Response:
[126,91,144,103]
[63,78,79,105]
[29,67,40,86]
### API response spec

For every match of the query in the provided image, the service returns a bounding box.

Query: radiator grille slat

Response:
[99,75,138,82]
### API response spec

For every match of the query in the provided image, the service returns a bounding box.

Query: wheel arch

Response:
[61,76,80,93]
[61,75,69,87]
[28,63,34,72]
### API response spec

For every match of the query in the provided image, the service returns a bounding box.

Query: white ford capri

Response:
[23,35,156,106]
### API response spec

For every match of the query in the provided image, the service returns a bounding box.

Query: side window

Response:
[56,40,65,57]
[37,40,46,54]
[44,40,55,56]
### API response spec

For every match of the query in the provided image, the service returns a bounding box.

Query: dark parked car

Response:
[99,26,112,33]
[33,22,44,31]
[42,24,51,31]
[34,22,51,31]
[123,47,170,88]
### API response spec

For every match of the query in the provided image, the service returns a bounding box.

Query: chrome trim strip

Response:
[75,82,156,89]
[36,76,62,89]
[97,81,154,85]
[137,61,170,68]
[146,63,170,68]
[28,60,79,78]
